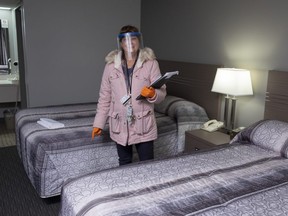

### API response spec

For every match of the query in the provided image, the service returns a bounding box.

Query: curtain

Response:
[0,19,10,73]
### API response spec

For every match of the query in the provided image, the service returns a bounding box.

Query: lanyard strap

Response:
[123,54,138,94]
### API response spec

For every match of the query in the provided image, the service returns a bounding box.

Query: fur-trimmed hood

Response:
[105,47,156,69]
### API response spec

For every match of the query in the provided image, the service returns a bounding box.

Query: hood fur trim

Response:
[105,47,156,69]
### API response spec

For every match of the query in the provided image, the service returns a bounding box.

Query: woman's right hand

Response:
[92,127,102,139]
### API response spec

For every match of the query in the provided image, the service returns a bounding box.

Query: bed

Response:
[15,60,222,198]
[59,119,288,216]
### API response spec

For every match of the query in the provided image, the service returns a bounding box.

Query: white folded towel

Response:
[37,118,65,129]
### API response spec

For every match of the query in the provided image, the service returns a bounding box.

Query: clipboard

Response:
[136,71,179,100]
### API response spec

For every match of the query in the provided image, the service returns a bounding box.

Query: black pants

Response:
[116,141,154,166]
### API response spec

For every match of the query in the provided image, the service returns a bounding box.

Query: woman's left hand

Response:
[140,86,156,98]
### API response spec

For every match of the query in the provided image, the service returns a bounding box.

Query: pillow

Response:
[230,120,288,158]
[154,95,185,115]
[154,95,209,123]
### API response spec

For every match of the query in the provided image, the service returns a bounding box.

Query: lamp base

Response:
[230,97,237,130]
[224,96,230,129]
[218,127,231,135]
[218,127,237,140]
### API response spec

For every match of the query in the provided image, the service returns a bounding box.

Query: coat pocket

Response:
[135,110,154,135]
[109,112,120,134]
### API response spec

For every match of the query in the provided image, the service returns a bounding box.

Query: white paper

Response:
[162,71,179,79]
[37,118,65,129]
[1,19,8,28]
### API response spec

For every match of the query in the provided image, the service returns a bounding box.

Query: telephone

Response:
[201,119,224,132]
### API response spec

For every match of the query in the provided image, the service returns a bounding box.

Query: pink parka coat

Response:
[93,47,166,146]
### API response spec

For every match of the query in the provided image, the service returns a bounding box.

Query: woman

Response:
[92,25,166,165]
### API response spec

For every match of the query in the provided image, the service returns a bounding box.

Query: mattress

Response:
[59,119,288,216]
[15,96,209,197]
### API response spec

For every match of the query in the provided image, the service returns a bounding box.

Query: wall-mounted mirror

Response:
[0,18,10,74]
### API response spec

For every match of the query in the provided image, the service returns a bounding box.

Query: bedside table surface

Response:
[186,130,230,145]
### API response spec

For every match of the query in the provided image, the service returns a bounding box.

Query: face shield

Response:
[117,32,143,60]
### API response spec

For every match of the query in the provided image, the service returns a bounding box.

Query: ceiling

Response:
[0,0,20,8]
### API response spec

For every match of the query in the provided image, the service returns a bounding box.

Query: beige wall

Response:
[22,0,141,107]
[141,0,288,128]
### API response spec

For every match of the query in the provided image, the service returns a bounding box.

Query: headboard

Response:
[264,70,288,122]
[158,59,222,120]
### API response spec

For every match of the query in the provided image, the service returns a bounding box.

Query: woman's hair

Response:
[119,25,139,34]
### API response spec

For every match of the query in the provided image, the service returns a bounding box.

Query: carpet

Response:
[0,146,60,216]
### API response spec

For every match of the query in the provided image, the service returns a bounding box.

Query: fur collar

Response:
[105,47,156,69]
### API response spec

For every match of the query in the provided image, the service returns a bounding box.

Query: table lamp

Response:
[211,68,253,130]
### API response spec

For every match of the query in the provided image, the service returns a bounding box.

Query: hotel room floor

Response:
[0,145,60,216]
[0,121,60,215]
[0,119,61,216]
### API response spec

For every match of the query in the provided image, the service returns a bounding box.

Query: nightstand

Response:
[185,129,230,153]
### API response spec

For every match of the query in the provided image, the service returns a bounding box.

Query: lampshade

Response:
[211,68,253,96]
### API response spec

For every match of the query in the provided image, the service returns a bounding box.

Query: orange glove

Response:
[92,127,102,139]
[141,86,156,98]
